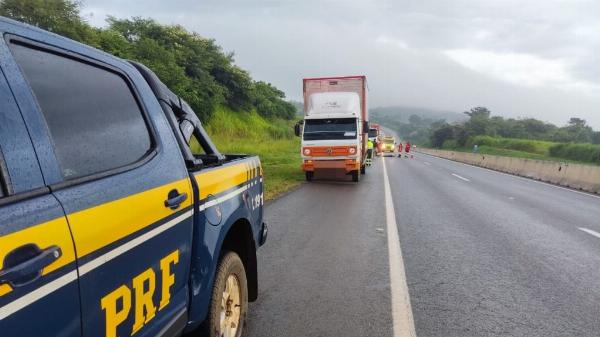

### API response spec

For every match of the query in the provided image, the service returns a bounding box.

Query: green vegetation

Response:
[1,0,303,198]
[466,136,554,155]
[429,107,600,165]
[548,143,600,165]
[0,0,296,121]
[205,108,303,200]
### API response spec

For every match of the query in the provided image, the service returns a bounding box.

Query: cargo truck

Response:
[295,76,369,182]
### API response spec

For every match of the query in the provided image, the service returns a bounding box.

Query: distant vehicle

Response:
[369,123,382,155]
[382,136,396,153]
[295,76,369,182]
[0,17,266,337]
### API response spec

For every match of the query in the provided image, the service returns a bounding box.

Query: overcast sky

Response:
[82,0,600,128]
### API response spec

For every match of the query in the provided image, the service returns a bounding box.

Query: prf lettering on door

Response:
[100,250,179,337]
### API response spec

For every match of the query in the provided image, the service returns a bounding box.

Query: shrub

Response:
[467,135,552,155]
[549,143,600,164]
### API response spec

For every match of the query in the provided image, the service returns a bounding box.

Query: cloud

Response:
[444,49,600,94]
[80,0,600,128]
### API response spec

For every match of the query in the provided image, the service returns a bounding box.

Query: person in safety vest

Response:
[397,142,403,158]
[367,139,374,159]
[405,142,412,158]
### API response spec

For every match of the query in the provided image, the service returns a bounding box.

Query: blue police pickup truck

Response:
[0,17,266,337]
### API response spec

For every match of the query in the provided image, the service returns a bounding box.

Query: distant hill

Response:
[370,106,466,124]
[370,106,466,145]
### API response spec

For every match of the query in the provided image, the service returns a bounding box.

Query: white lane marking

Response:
[79,210,193,276]
[382,157,417,337]
[0,270,77,320]
[423,162,431,166]
[451,173,470,182]
[578,227,600,239]
[420,152,600,200]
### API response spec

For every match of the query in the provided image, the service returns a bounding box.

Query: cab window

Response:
[10,42,153,181]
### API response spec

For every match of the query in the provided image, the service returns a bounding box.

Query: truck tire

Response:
[360,165,366,174]
[352,170,360,182]
[202,251,248,337]
[305,171,314,182]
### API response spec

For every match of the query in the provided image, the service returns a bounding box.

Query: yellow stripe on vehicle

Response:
[0,217,77,297]
[67,178,193,259]
[194,163,249,200]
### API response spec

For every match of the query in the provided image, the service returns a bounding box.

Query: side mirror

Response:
[363,121,370,134]
[294,123,301,137]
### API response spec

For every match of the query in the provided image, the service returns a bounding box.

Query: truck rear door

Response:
[0,62,81,336]
[6,35,194,337]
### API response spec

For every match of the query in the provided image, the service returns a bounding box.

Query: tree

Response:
[409,114,422,125]
[463,106,491,119]
[0,0,94,41]
[430,123,455,148]
[592,132,600,145]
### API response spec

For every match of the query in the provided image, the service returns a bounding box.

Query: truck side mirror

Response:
[294,123,301,137]
[363,121,370,134]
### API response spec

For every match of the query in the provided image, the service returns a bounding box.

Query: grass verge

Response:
[204,107,303,200]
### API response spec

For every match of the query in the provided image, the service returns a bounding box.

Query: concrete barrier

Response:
[417,148,600,194]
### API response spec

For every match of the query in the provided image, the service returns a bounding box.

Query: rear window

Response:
[10,42,153,181]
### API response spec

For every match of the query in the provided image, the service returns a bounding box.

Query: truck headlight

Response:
[303,148,311,155]
[348,147,356,154]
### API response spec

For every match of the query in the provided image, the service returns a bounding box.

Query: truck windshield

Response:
[303,118,357,140]
[368,129,378,138]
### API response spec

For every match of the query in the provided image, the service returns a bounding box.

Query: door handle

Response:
[0,245,62,288]
[165,189,188,210]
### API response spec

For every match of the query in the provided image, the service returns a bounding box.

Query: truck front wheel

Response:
[305,171,314,181]
[202,251,248,337]
[352,170,360,182]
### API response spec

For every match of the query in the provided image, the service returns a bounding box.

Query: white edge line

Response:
[0,270,77,320]
[382,157,417,337]
[578,227,600,239]
[420,152,600,200]
[451,173,470,182]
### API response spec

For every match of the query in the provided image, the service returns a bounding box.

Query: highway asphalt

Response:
[246,152,600,337]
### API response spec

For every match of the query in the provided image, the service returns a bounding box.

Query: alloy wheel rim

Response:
[219,274,241,337]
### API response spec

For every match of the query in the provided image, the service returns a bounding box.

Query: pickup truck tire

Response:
[352,170,360,182]
[202,251,248,337]
[305,171,314,182]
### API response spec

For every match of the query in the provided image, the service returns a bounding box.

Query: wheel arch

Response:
[220,218,258,302]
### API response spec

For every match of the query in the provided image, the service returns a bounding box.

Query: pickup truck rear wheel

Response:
[203,251,248,337]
